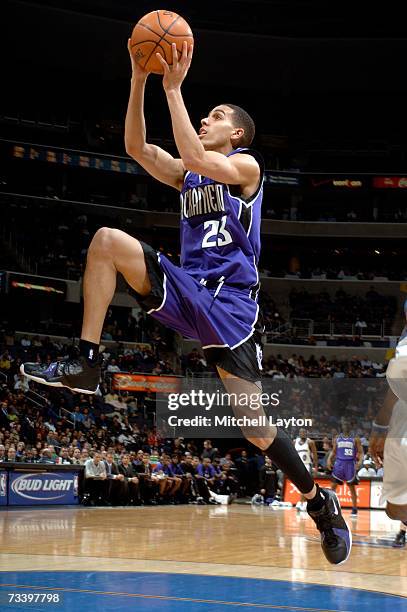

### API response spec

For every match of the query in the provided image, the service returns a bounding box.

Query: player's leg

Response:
[349,483,358,515]
[217,366,351,565]
[386,501,407,522]
[393,521,407,547]
[81,228,151,344]
[21,228,151,392]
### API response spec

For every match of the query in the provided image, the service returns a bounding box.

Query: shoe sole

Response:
[20,364,97,395]
[330,490,353,565]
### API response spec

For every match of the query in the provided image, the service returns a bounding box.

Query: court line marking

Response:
[0,564,407,596]
[0,583,349,611]
[1,551,406,582]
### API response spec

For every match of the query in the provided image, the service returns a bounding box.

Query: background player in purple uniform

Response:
[328,420,363,516]
[21,41,351,564]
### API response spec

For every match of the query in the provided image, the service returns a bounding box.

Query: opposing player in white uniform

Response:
[295,429,318,511]
[370,300,407,524]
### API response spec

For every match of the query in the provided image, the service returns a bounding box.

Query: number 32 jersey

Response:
[179,148,264,291]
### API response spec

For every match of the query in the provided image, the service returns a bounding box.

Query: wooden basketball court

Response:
[0,504,406,610]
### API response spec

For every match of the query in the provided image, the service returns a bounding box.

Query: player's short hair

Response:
[223,103,255,148]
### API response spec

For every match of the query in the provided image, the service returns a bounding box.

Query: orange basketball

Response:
[130,10,194,75]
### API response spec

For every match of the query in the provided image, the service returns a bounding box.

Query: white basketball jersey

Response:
[295,438,312,466]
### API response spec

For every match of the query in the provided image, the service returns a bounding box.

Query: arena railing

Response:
[267,319,390,342]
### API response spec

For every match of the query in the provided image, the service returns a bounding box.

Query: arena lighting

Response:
[374,250,381,255]
[11,281,64,294]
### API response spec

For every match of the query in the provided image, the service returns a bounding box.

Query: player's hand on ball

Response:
[156,41,193,91]
[128,39,148,80]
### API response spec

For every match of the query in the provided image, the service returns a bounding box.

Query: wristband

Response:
[372,421,390,433]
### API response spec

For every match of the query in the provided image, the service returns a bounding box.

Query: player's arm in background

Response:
[369,387,398,467]
[354,436,364,470]
[326,437,337,471]
[125,41,185,191]
[309,439,318,473]
[157,43,260,189]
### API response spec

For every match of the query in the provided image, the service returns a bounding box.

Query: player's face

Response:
[198,105,240,151]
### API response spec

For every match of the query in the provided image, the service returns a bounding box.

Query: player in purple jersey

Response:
[21,40,351,564]
[328,420,363,516]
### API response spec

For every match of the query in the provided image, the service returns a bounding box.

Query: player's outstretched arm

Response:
[125,40,185,191]
[157,43,260,188]
[369,387,397,467]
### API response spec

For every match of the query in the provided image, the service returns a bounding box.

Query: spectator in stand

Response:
[73,406,85,430]
[235,450,251,495]
[71,448,82,464]
[0,444,6,462]
[84,451,108,506]
[24,447,37,463]
[170,454,190,500]
[107,359,121,373]
[153,454,182,503]
[220,452,234,467]
[118,453,140,505]
[39,448,55,464]
[132,449,145,467]
[214,460,239,499]
[0,352,12,374]
[355,317,368,336]
[5,447,17,462]
[319,438,333,473]
[191,457,217,505]
[15,441,25,461]
[104,451,125,505]
[258,456,278,504]
[80,449,90,464]
[358,459,377,478]
[134,452,159,504]
[201,440,217,462]
[57,447,72,464]
[197,458,216,490]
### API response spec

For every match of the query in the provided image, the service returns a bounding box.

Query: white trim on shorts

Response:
[147,253,168,315]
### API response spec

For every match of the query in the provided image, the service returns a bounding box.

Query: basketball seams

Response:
[137,21,165,39]
[131,11,192,73]
[131,41,166,71]
[141,11,181,71]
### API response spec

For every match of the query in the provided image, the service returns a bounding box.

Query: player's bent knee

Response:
[386,501,407,522]
[89,227,117,255]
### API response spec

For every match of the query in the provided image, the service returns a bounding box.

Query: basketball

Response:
[130,10,194,75]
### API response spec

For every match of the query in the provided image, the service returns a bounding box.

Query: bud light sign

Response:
[8,472,79,505]
[0,470,7,505]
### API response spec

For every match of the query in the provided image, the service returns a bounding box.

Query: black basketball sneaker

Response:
[21,356,100,394]
[307,488,352,565]
[393,530,406,548]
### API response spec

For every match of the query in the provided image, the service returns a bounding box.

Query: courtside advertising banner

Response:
[8,471,80,506]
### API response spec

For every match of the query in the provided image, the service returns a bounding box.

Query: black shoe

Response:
[21,356,100,394]
[393,530,406,548]
[307,488,352,565]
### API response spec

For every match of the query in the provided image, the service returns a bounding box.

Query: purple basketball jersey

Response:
[332,435,357,483]
[179,148,264,291]
[336,435,357,461]
[144,148,264,354]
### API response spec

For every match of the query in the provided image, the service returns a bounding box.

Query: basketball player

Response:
[21,41,351,564]
[369,300,407,524]
[328,421,363,516]
[294,428,318,511]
